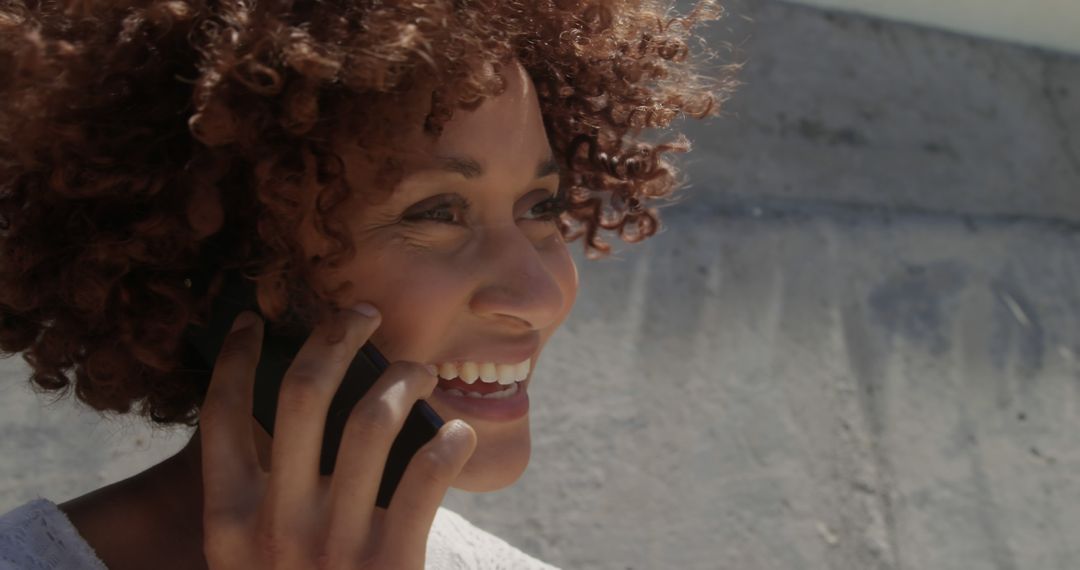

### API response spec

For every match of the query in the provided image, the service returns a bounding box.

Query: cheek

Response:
[350,253,472,359]
[331,230,577,359]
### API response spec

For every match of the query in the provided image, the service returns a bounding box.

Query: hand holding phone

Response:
[183,265,445,508]
[197,306,477,569]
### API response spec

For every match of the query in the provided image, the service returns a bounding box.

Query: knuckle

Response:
[348,395,398,436]
[313,551,338,570]
[252,522,302,562]
[202,523,246,563]
[314,546,369,570]
[352,552,384,570]
[275,377,326,416]
[254,532,288,562]
[216,333,255,365]
[411,447,457,485]
[340,361,436,440]
[196,399,230,430]
[321,338,358,367]
[285,355,327,385]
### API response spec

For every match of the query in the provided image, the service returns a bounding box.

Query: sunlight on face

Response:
[301,60,579,491]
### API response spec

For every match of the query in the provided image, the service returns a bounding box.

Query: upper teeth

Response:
[435,359,530,386]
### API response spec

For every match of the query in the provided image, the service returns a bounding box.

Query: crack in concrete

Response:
[838,302,902,569]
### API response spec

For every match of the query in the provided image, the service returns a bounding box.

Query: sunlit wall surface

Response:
[788,0,1080,55]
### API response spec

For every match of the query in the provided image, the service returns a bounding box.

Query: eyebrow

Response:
[432,154,561,180]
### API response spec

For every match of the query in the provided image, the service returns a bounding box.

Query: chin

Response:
[449,421,532,492]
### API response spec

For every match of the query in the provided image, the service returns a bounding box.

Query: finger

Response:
[376,419,476,568]
[319,361,439,561]
[199,311,264,516]
[265,305,381,520]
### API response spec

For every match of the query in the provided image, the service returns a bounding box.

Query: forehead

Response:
[398,62,550,171]
[432,67,545,158]
[335,62,553,202]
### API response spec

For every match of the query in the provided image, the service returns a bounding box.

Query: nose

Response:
[468,224,568,331]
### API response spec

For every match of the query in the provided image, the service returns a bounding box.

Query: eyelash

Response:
[405,193,570,225]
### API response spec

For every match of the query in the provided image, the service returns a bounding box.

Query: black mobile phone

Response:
[182,263,444,509]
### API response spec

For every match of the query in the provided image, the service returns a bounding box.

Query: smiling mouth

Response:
[435,379,523,399]
[430,358,531,398]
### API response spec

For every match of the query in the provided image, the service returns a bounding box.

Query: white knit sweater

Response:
[0,498,558,570]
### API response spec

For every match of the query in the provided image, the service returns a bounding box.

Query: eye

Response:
[402,195,471,226]
[522,192,570,223]
[400,191,569,226]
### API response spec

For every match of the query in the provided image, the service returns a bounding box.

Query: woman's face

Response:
[300,61,578,491]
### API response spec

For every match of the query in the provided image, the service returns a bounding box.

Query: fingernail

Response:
[349,303,379,318]
[425,364,439,376]
[447,418,471,432]
[231,311,258,332]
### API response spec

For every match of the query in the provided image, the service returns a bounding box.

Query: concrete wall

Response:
[786,0,1080,55]
[3,1,1080,569]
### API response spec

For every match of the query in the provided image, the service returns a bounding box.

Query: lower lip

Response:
[429,380,530,421]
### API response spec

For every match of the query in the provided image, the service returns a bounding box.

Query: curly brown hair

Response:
[0,0,739,426]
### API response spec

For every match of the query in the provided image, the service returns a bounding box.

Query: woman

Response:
[0,0,735,568]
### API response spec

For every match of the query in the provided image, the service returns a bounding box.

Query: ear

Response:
[185,182,225,238]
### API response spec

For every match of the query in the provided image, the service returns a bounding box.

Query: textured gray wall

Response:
[3,2,1080,569]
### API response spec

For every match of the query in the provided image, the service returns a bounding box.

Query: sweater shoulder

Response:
[427,506,560,570]
[0,498,108,570]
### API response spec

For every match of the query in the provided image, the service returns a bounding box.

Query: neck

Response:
[167,428,207,520]
[133,430,208,568]
[58,429,209,570]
